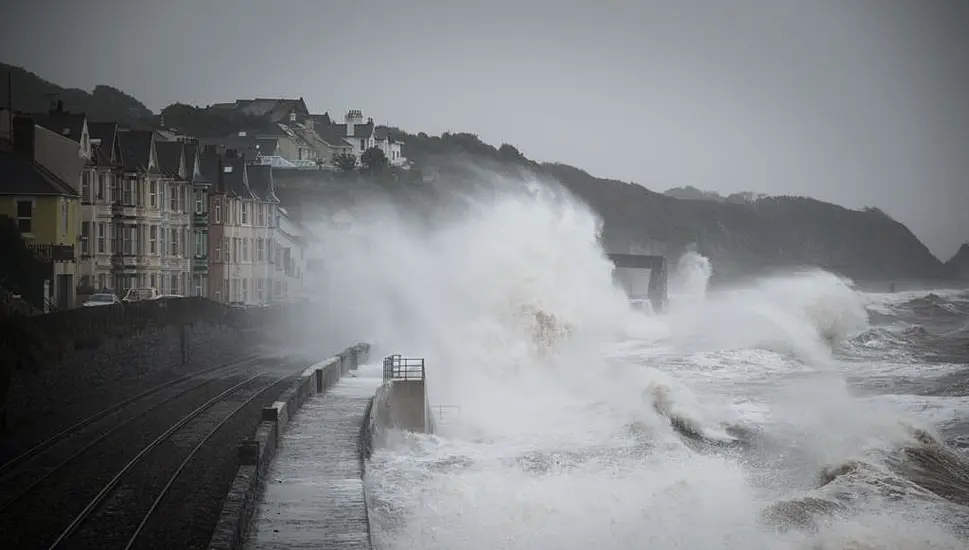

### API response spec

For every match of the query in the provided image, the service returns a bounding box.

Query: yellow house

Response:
[0,116,82,309]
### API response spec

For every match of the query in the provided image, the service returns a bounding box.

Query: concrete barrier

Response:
[207,342,370,550]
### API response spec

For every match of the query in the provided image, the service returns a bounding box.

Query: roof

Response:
[30,112,86,143]
[88,122,117,145]
[246,164,276,202]
[222,157,257,200]
[154,141,184,177]
[198,149,221,184]
[88,122,119,167]
[183,143,209,184]
[117,130,155,173]
[333,122,374,139]
[313,124,353,149]
[0,150,79,197]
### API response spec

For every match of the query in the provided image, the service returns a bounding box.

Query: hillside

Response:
[380,130,952,283]
[1,63,955,283]
[948,244,969,279]
[0,63,154,126]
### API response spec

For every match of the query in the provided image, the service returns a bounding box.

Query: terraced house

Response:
[110,129,193,294]
[78,121,123,293]
[206,152,276,305]
[0,115,82,309]
[154,139,194,294]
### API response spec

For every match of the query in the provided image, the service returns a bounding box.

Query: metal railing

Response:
[27,244,75,263]
[382,354,425,381]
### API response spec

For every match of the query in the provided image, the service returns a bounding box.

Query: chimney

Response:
[12,116,35,161]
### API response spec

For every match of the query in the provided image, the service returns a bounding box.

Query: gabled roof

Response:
[245,164,277,202]
[88,122,120,167]
[183,143,210,184]
[117,130,156,173]
[31,112,86,143]
[199,149,221,185]
[0,150,79,197]
[155,141,185,178]
[222,157,257,200]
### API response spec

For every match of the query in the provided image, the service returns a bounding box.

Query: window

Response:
[170,183,178,211]
[256,238,264,262]
[215,199,221,223]
[224,237,231,263]
[214,240,221,262]
[125,178,136,206]
[171,274,179,294]
[81,171,91,201]
[233,237,239,262]
[149,181,157,208]
[360,139,365,150]
[149,226,157,254]
[242,238,249,262]
[242,278,248,302]
[149,274,157,289]
[258,204,265,226]
[123,225,133,254]
[98,274,106,290]
[195,189,204,214]
[60,199,68,235]
[241,202,249,225]
[195,230,205,257]
[97,223,106,253]
[98,173,107,200]
[171,228,179,256]
[16,200,32,234]
[257,278,265,303]
[194,275,202,297]
[81,222,90,254]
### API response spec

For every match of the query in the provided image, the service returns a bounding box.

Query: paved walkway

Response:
[245,363,382,550]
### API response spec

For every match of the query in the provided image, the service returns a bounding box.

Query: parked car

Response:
[122,288,160,302]
[82,293,121,307]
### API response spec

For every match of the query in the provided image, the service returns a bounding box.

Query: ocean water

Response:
[305,174,969,550]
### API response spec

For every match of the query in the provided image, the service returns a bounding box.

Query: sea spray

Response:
[296,167,966,549]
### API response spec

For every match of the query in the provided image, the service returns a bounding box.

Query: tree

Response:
[335,153,357,171]
[360,147,388,172]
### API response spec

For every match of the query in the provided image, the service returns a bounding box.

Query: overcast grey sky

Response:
[3,0,967,259]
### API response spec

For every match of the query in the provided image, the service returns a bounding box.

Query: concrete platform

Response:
[245,363,382,550]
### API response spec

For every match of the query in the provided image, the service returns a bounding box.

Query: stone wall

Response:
[1,298,307,434]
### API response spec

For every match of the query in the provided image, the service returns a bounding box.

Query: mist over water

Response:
[303,169,969,549]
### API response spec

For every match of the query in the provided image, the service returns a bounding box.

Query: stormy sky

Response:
[2,0,967,260]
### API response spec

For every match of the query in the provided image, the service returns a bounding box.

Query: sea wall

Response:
[1,298,305,433]
[207,343,370,550]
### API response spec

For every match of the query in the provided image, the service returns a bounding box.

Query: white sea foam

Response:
[301,168,967,549]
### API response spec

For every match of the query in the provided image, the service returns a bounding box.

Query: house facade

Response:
[0,116,81,309]
[206,153,276,305]
[273,206,308,303]
[79,122,122,293]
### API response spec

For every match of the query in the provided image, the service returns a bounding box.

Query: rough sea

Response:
[309,178,969,550]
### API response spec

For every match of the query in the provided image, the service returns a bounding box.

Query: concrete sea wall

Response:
[207,343,370,550]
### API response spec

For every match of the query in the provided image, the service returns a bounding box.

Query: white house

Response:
[272,206,308,303]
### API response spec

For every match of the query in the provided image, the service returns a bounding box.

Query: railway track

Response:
[0,354,263,478]
[0,356,308,550]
